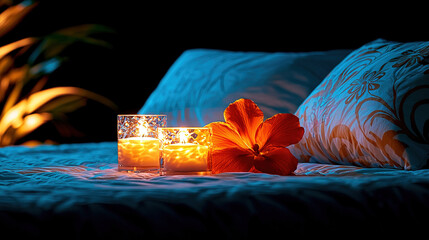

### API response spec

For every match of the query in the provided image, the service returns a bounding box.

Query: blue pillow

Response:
[139,48,351,126]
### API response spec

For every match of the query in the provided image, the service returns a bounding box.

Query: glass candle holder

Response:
[159,127,212,175]
[117,114,167,173]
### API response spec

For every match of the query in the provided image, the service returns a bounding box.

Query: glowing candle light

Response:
[118,137,160,171]
[117,115,166,173]
[159,127,212,175]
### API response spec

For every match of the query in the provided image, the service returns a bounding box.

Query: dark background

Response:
[5,1,428,144]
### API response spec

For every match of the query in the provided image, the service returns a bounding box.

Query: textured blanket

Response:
[1,142,428,239]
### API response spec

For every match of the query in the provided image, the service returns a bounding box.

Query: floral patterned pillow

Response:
[289,39,429,170]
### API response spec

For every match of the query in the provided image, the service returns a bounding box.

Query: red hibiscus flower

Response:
[205,99,304,175]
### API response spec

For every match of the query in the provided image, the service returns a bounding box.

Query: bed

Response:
[2,142,429,239]
[2,39,429,239]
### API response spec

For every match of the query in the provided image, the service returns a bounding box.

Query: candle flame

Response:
[179,129,189,144]
[158,130,164,142]
[137,120,149,137]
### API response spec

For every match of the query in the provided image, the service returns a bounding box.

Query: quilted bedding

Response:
[1,142,428,239]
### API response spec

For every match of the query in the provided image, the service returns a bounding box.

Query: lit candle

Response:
[163,143,209,172]
[117,114,166,172]
[118,137,160,171]
[159,127,212,175]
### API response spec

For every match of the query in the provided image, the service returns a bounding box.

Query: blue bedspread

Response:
[1,142,428,239]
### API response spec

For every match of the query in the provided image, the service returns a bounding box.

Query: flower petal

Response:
[224,99,264,148]
[205,122,248,150]
[212,147,254,174]
[253,147,298,175]
[256,113,304,150]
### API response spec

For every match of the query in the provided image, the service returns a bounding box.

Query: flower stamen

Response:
[252,144,260,155]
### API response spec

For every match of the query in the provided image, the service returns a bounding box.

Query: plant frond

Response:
[0,37,35,60]
[0,86,117,142]
[0,2,116,146]
[37,95,87,114]
[14,112,51,139]
[26,87,117,114]
[0,1,37,37]
[28,24,113,64]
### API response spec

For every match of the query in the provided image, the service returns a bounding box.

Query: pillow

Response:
[139,48,351,127]
[289,39,429,170]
